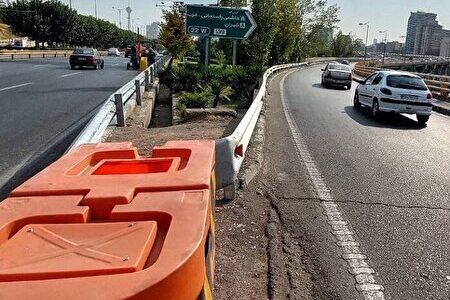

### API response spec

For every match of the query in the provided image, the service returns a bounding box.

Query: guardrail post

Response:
[145,70,150,91]
[11,54,14,60]
[150,67,154,84]
[28,54,31,59]
[54,53,57,58]
[42,53,45,58]
[114,94,125,127]
[135,80,142,105]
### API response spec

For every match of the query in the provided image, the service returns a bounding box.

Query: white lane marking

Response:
[32,64,45,68]
[61,72,82,78]
[280,69,385,300]
[0,82,32,92]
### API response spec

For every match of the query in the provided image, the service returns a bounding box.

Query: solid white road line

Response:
[280,69,386,300]
[61,72,82,78]
[0,82,33,92]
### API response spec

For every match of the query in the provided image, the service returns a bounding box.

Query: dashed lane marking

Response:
[61,72,82,78]
[0,82,33,92]
[279,69,386,300]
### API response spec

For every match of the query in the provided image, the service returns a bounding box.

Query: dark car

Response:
[321,63,352,89]
[69,48,104,70]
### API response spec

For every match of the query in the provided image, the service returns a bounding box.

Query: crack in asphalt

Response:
[281,196,450,212]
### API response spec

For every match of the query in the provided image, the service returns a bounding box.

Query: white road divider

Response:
[215,59,340,200]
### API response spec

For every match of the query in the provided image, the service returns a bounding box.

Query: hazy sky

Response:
[66,0,450,43]
[329,0,450,43]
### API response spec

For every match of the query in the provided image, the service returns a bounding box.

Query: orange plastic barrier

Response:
[0,141,216,300]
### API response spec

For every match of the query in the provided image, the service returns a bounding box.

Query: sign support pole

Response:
[205,37,210,66]
[232,39,237,66]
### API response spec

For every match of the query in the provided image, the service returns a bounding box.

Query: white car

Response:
[354,70,433,125]
[107,47,120,56]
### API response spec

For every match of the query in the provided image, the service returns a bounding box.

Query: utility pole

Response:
[359,22,369,63]
[94,0,98,19]
[112,6,123,29]
[69,0,72,9]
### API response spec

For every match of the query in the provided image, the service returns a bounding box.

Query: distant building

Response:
[405,11,449,56]
[146,22,159,40]
[440,30,450,57]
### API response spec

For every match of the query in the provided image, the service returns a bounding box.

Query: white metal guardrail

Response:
[0,50,73,59]
[68,55,170,151]
[215,59,340,200]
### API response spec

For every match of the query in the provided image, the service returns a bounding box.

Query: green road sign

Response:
[186,5,257,39]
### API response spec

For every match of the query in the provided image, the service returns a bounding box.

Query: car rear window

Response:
[386,75,428,91]
[329,64,350,71]
[73,48,94,55]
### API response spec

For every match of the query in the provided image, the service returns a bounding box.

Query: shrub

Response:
[207,80,233,108]
[175,102,187,118]
[179,91,212,108]
[214,50,226,65]
[174,65,201,92]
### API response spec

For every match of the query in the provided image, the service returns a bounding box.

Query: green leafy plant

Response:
[214,50,226,65]
[179,91,212,108]
[175,102,187,118]
[207,80,233,108]
[174,66,201,92]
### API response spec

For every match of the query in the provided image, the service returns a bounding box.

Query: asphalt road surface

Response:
[0,56,140,197]
[257,65,449,299]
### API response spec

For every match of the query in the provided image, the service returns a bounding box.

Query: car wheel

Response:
[417,115,430,125]
[372,99,380,117]
[70,64,76,70]
[100,61,104,69]
[347,83,352,90]
[354,92,361,109]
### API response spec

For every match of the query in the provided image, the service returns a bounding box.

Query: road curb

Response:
[432,100,450,116]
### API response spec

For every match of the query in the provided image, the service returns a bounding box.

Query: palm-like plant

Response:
[208,79,233,108]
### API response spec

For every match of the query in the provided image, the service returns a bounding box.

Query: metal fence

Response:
[0,50,73,59]
[68,55,170,151]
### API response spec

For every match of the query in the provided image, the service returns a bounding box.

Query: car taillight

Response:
[427,93,432,100]
[380,88,392,95]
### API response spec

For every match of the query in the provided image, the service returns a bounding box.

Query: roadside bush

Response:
[207,79,233,108]
[179,91,212,108]
[174,65,201,92]
[175,102,187,118]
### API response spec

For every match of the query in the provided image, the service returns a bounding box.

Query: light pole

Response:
[379,30,388,65]
[94,0,98,19]
[112,6,124,29]
[399,35,406,63]
[359,22,369,63]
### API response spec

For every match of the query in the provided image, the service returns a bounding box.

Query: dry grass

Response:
[0,23,16,40]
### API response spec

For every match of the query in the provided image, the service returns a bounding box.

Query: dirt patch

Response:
[106,84,244,155]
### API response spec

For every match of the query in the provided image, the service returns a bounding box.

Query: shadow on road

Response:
[344,106,426,130]
[312,83,350,91]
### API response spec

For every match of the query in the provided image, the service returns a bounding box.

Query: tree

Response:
[332,31,364,57]
[1,0,141,48]
[246,0,279,66]
[159,8,193,59]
